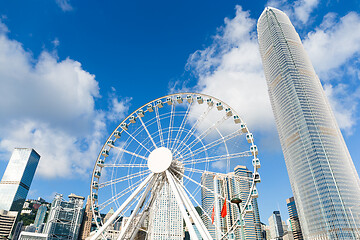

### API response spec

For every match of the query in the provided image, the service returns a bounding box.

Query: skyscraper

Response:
[34,205,47,230]
[201,166,261,240]
[147,182,183,239]
[286,197,303,240]
[0,148,40,211]
[268,211,284,240]
[44,193,84,240]
[257,7,360,239]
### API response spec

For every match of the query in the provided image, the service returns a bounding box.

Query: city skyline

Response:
[0,0,360,225]
[258,7,360,239]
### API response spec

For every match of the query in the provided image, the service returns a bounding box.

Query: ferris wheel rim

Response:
[89,92,260,239]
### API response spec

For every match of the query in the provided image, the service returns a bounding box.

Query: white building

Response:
[258,7,360,239]
[148,182,183,239]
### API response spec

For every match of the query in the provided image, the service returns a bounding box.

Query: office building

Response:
[43,193,84,240]
[34,205,47,230]
[258,7,360,239]
[12,220,23,240]
[201,166,261,240]
[268,211,284,240]
[79,196,97,239]
[148,182,183,239]
[0,148,40,211]
[286,197,303,240]
[19,232,48,240]
[0,209,18,239]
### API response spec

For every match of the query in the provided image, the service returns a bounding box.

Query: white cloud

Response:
[55,0,73,12]
[323,84,359,134]
[187,6,275,134]
[0,24,129,179]
[266,0,320,25]
[303,12,360,79]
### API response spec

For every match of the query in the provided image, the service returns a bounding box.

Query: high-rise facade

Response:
[34,205,47,230]
[286,197,303,240]
[0,209,18,239]
[258,7,360,239]
[201,166,261,240]
[269,211,284,240]
[0,148,40,211]
[44,193,84,240]
[147,182,183,239]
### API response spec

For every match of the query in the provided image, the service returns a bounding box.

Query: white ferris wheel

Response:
[90,93,261,240]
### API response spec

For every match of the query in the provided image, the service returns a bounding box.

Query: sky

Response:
[1,0,360,224]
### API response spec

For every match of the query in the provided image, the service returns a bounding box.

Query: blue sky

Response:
[0,0,360,224]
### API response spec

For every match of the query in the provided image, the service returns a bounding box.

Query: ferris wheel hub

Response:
[147,147,173,173]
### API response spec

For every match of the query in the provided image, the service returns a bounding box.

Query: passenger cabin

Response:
[250,145,258,156]
[240,123,248,133]
[207,98,214,106]
[225,108,232,117]
[107,140,115,147]
[246,133,253,143]
[129,116,136,123]
[102,150,109,157]
[176,96,183,103]
[137,109,145,117]
[156,100,163,108]
[216,102,223,110]
[233,115,241,124]
[92,193,98,200]
[121,123,128,131]
[254,172,261,183]
[147,104,154,112]
[197,96,204,104]
[114,131,121,139]
[245,204,253,213]
[252,158,261,169]
[97,159,105,167]
[251,187,258,198]
[186,95,193,103]
[94,170,101,178]
[166,97,173,105]
[92,182,98,189]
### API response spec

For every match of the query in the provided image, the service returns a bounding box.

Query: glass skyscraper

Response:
[286,197,303,240]
[201,166,261,240]
[258,7,360,239]
[0,148,40,211]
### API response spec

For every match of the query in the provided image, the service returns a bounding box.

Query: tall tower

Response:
[0,148,40,211]
[201,167,261,240]
[268,211,284,240]
[257,7,360,239]
[286,197,303,240]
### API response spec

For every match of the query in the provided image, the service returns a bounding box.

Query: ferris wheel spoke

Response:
[172,171,215,225]
[171,168,225,201]
[173,103,213,151]
[171,99,193,150]
[91,173,155,240]
[102,163,147,168]
[166,103,175,148]
[122,130,151,153]
[98,177,145,210]
[181,129,243,160]
[183,151,252,165]
[177,115,229,154]
[118,175,157,240]
[99,170,151,188]
[154,106,165,147]
[111,145,148,160]
[138,116,157,149]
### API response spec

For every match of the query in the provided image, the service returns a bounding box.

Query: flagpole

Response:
[214,175,222,239]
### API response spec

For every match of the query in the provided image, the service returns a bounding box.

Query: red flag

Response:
[221,198,227,218]
[211,205,215,224]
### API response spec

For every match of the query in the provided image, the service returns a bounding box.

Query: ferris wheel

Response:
[90,93,261,240]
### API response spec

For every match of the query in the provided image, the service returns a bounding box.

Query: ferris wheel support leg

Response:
[165,170,199,240]
[90,173,155,240]
[171,173,213,240]
[117,174,157,240]
[172,174,213,240]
